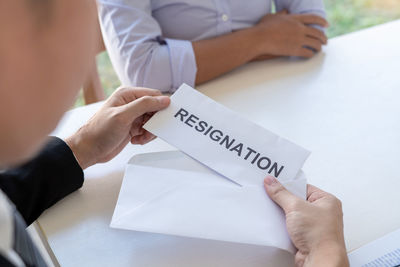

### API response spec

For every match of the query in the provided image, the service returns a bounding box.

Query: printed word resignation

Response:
[174,108,285,178]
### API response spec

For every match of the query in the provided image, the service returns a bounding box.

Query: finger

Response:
[264,176,301,213]
[131,134,143,144]
[116,87,162,98]
[129,111,156,137]
[142,112,155,125]
[110,87,163,105]
[294,47,314,58]
[131,131,156,145]
[306,184,323,198]
[252,54,280,62]
[129,122,144,137]
[305,27,327,44]
[123,95,170,121]
[292,14,328,27]
[129,116,145,136]
[303,37,322,52]
[134,136,157,145]
[141,131,157,144]
[295,251,307,267]
[306,184,329,203]
[131,129,153,144]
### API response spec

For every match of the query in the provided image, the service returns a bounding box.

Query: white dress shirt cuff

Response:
[165,38,197,92]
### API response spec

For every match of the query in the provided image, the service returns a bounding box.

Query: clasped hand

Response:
[253,9,329,59]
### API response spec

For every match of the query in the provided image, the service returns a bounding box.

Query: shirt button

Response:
[222,14,229,22]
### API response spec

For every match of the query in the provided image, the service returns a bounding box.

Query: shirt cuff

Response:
[165,38,198,92]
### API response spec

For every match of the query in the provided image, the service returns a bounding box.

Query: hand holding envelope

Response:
[111,84,311,255]
[111,151,307,253]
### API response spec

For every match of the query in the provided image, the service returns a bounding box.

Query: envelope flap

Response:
[129,150,213,174]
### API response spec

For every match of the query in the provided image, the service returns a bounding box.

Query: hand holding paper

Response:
[144,84,310,185]
[112,84,313,256]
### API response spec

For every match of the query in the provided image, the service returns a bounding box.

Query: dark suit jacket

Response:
[0,137,84,224]
[0,137,84,266]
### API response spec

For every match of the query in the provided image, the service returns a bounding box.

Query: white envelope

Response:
[111,151,307,254]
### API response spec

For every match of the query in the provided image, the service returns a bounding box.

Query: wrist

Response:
[245,26,274,58]
[241,27,265,59]
[307,240,349,267]
[65,128,97,170]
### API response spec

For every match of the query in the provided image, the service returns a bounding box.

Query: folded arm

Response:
[274,0,326,26]
[99,0,197,93]
[99,0,327,91]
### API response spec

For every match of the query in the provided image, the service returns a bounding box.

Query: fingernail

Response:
[264,176,276,185]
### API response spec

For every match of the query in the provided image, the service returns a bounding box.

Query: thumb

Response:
[264,176,300,213]
[123,95,170,120]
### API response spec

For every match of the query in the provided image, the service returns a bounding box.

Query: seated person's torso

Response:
[151,0,271,41]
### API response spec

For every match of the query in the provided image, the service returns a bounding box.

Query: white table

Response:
[38,20,400,266]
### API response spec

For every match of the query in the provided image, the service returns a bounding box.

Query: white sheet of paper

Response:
[348,228,400,266]
[111,151,307,254]
[144,84,310,186]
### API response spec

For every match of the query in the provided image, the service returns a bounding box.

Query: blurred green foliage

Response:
[325,0,400,37]
[75,0,400,107]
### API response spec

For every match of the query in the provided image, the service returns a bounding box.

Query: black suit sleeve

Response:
[0,137,84,225]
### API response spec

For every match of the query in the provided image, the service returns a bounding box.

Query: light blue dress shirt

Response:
[98,0,326,93]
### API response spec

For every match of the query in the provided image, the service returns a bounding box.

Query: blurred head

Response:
[0,0,98,166]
